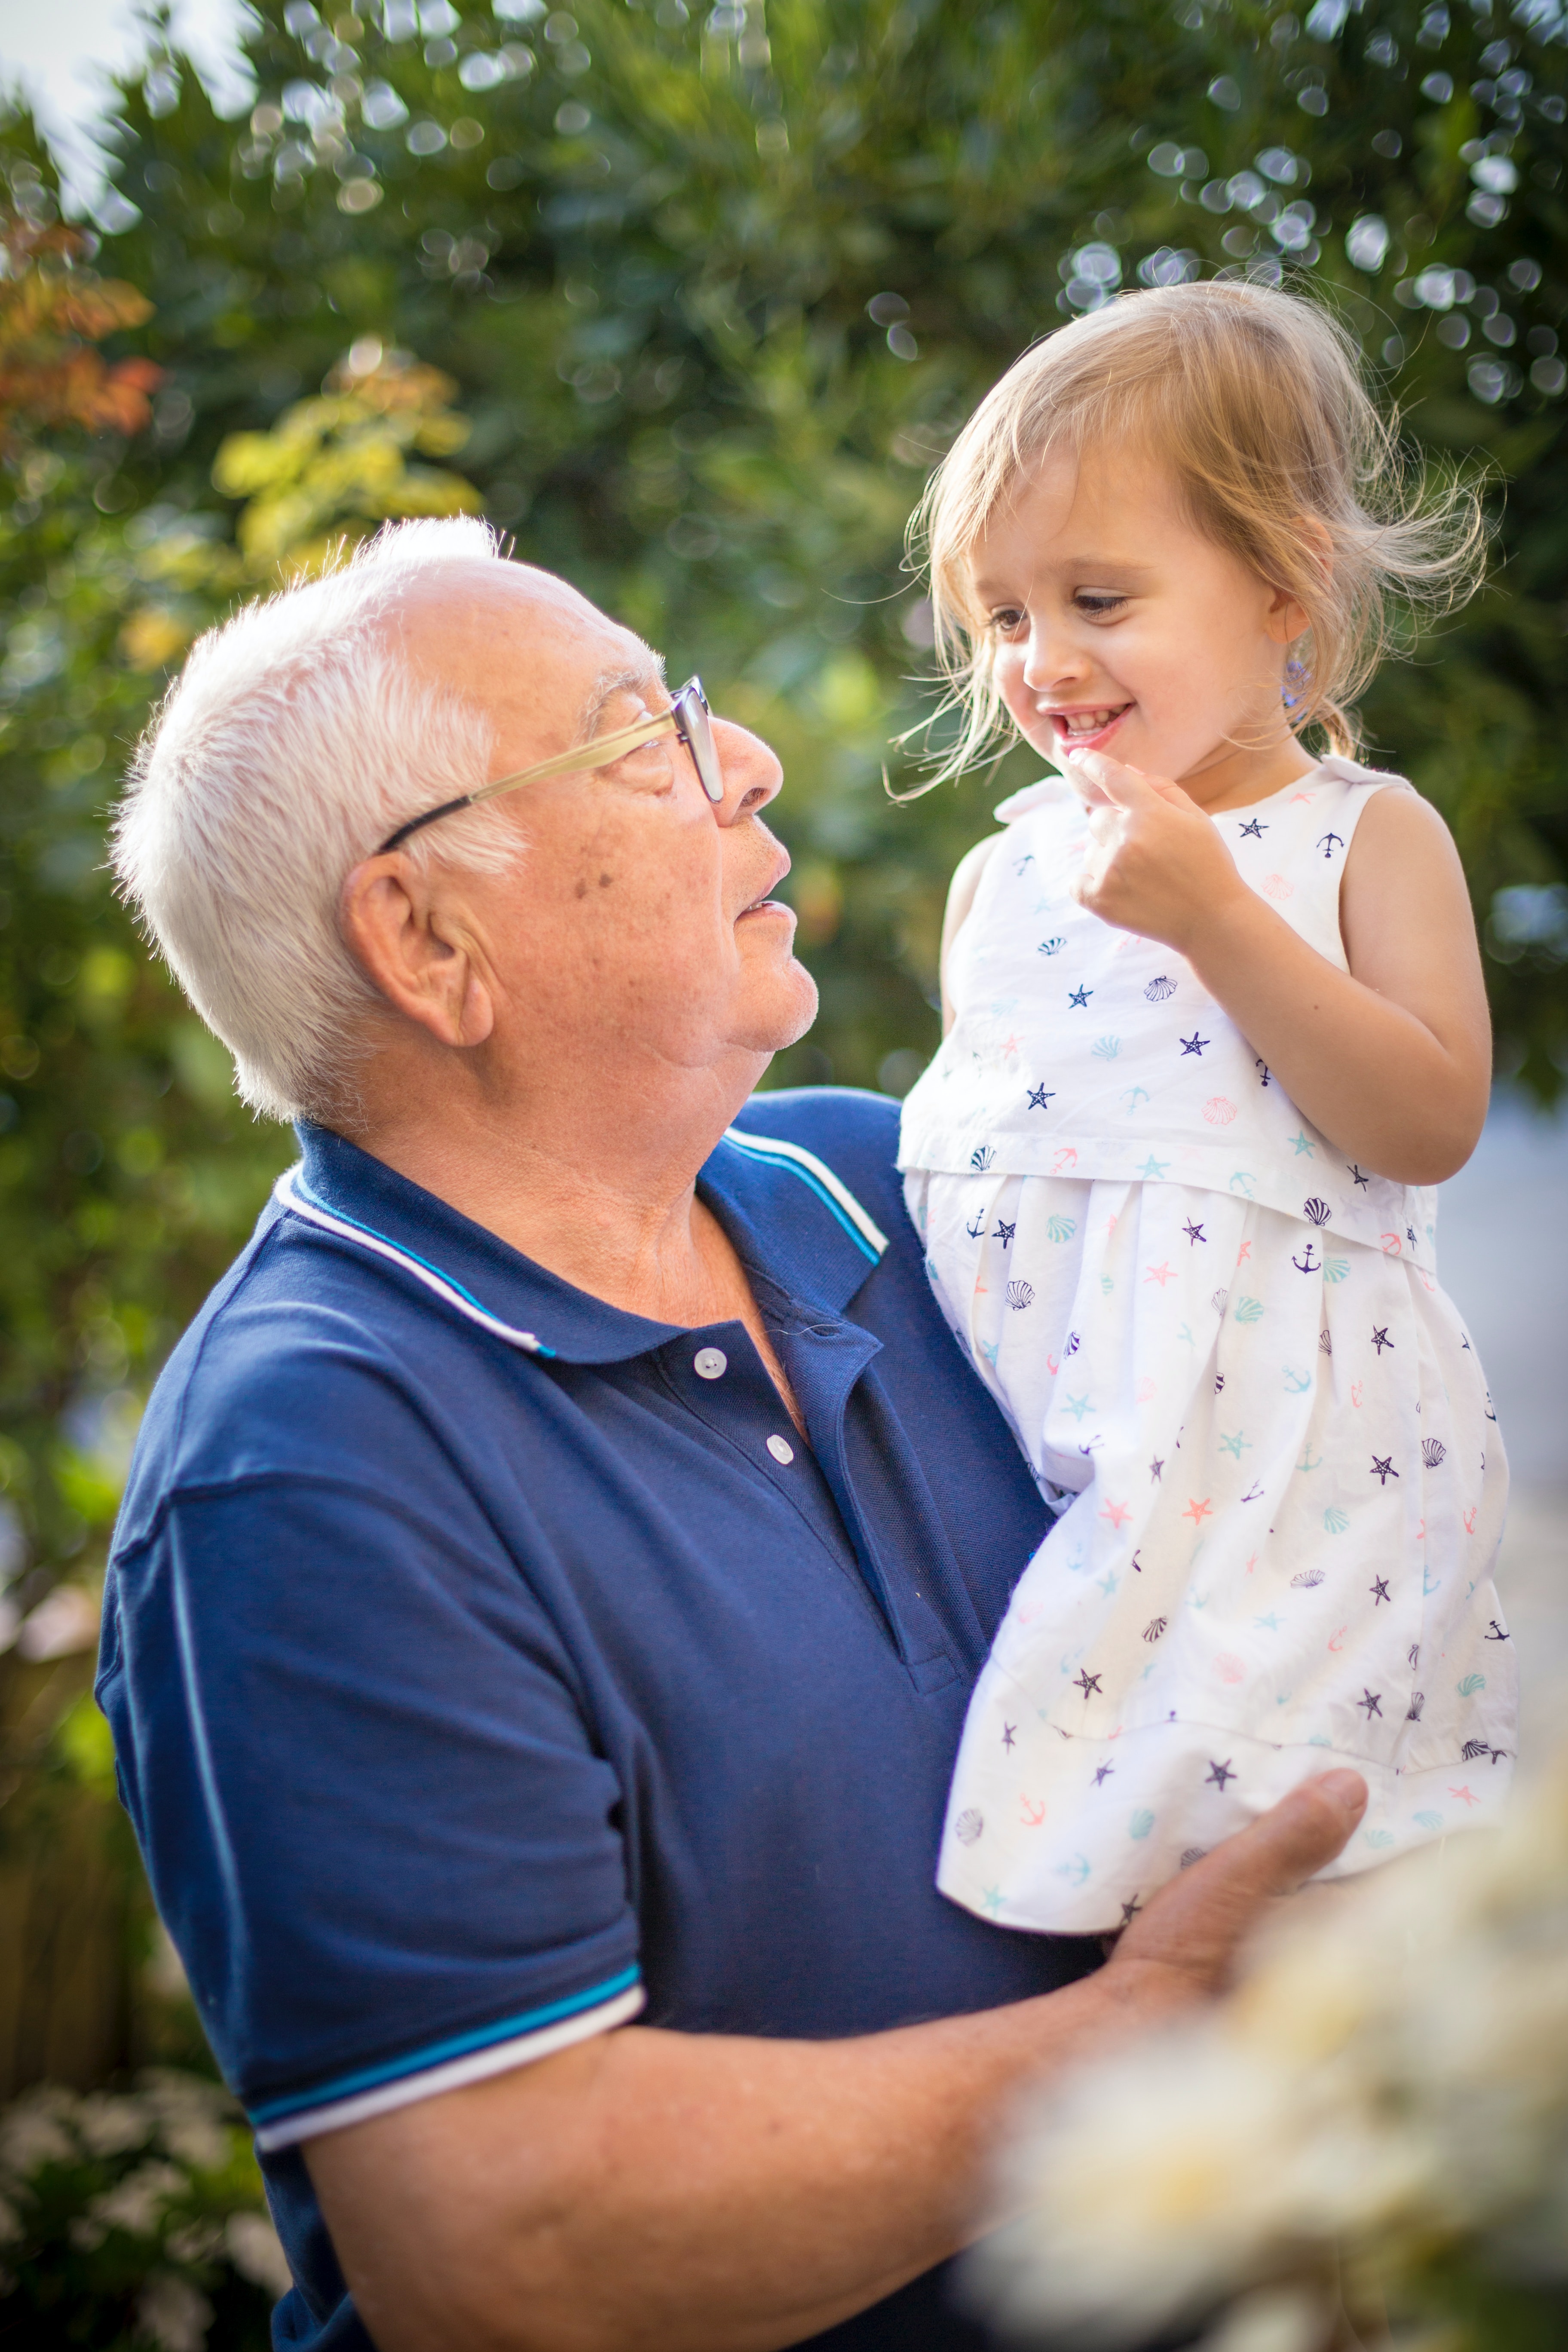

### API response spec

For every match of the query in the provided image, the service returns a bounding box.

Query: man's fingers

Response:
[1111,1770,1368,1997]
[1201,1769,1369,1910]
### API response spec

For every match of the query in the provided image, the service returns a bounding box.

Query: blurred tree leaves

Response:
[0,0,1565,1611]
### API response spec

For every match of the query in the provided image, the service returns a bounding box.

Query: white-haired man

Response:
[102,519,1366,2352]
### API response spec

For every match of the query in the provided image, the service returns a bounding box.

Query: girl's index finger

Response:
[1063,747,1164,806]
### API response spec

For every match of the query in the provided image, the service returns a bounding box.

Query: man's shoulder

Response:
[113,1188,452,1553]
[728,1086,907,1235]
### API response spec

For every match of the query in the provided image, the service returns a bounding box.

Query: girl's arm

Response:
[939,833,1003,1035]
[1063,749,1491,1186]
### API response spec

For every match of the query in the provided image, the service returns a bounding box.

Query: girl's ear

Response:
[1266,516,1333,646]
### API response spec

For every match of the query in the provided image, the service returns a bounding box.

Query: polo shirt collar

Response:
[285,1119,885,1367]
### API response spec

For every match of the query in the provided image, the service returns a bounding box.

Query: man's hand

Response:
[1065,745,1248,954]
[303,1772,1365,2352]
[1099,1767,1369,2026]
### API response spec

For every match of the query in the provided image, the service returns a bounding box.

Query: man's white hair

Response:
[113,517,522,1124]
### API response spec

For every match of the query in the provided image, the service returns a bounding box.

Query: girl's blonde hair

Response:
[907,278,1486,783]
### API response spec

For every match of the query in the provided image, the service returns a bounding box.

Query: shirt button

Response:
[693,1347,728,1381]
[766,1434,795,1465]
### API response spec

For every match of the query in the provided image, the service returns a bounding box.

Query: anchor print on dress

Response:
[1316,831,1346,860]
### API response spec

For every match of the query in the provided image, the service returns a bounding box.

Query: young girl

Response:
[898,280,1516,1936]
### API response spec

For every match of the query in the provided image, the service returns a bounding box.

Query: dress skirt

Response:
[906,1168,1515,1936]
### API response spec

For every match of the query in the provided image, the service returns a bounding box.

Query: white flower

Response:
[158,2116,233,2172]
[226,2208,293,2297]
[0,2087,78,2177]
[1193,2285,1333,2352]
[75,2093,153,2158]
[975,1752,1568,2343]
[138,2073,236,2173]
[88,2160,186,2238]
[135,2269,213,2352]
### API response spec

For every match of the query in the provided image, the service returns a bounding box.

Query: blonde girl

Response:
[898,279,1515,1936]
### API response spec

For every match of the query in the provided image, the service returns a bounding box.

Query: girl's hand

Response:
[1065,747,1249,953]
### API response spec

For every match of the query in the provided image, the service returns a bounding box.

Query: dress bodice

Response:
[897,756,1437,1271]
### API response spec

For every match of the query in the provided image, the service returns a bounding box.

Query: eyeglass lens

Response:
[675,681,725,804]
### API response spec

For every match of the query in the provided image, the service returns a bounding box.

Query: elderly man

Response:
[103,517,1364,2352]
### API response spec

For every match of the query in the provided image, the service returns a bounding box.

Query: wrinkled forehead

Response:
[389,556,663,734]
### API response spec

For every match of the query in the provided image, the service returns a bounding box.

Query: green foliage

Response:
[0,2073,284,2348]
[0,0,1565,1606]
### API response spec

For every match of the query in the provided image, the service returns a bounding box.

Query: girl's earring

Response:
[1282,657,1310,715]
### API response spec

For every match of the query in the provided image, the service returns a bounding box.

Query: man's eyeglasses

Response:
[377,677,724,855]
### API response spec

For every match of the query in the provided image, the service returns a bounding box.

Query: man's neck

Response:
[338,1044,767,1328]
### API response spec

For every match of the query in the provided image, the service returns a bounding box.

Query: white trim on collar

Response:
[273,1170,549,1355]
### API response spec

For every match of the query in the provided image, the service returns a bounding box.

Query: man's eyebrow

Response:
[579,654,668,739]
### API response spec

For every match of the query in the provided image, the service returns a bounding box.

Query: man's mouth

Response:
[1044,703,1132,750]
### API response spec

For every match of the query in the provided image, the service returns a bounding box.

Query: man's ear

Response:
[339,855,495,1050]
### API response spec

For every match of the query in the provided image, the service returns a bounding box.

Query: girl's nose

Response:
[1021,620,1089,696]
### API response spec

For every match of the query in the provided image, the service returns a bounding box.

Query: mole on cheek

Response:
[598,872,612,889]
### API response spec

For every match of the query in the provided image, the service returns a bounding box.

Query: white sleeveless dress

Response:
[899,757,1515,1936]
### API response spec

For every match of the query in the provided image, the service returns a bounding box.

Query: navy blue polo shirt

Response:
[100,1089,1104,2351]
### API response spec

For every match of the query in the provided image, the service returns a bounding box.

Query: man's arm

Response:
[306,1772,1366,2352]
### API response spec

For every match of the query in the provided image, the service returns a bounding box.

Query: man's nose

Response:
[710,717,783,821]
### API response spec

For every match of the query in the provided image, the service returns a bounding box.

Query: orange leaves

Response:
[0,213,160,451]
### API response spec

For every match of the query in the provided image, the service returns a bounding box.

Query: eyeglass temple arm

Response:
[376,710,681,854]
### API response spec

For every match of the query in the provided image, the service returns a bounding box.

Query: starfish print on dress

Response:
[1370,1577,1391,1606]
[1068,984,1093,1009]
[1002,1722,1016,1749]
[1183,1496,1214,1526]
[1182,1220,1207,1246]
[1149,1458,1164,1483]
[1238,817,1267,839]
[1358,1689,1383,1718]
[994,1219,1016,1248]
[1119,1896,1142,1924]
[1145,1262,1175,1288]
[1092,1762,1115,1787]
[1137,1154,1171,1179]
[1206,1758,1237,1790]
[1179,1032,1210,1056]
[1371,1326,1393,1354]
[1026,1082,1055,1109]
[1371,1455,1399,1485]
[1074,1669,1104,1698]
[1348,1164,1371,1189]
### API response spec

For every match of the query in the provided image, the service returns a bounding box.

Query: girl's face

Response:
[968,439,1312,809]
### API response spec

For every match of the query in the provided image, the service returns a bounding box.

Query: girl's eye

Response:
[1075,593,1128,618]
[987,607,1026,634]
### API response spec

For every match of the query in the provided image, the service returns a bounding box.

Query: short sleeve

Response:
[98,1474,642,2147]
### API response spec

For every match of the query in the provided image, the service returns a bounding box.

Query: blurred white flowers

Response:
[975,1755,1568,2349]
[0,2068,289,2340]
